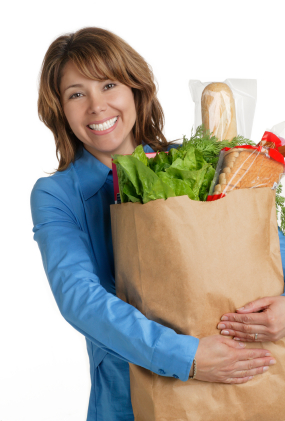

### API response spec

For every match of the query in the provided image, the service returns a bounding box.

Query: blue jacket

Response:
[30,144,199,421]
[30,144,285,421]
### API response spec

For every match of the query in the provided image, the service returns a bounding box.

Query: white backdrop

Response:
[1,0,285,420]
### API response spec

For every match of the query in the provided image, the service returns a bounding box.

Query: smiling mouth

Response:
[88,117,118,131]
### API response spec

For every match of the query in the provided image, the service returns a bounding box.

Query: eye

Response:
[69,92,83,99]
[104,83,116,90]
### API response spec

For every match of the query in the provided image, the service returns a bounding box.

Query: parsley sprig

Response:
[181,126,255,169]
[182,126,285,234]
[276,184,285,234]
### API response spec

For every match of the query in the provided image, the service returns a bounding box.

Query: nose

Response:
[87,91,107,114]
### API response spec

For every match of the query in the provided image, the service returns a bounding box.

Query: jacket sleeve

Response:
[30,177,198,381]
[278,228,285,296]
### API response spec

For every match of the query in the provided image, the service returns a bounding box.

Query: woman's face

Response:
[60,61,137,167]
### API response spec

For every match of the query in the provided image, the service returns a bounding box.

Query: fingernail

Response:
[234,337,241,341]
[221,330,229,335]
[263,366,269,372]
[265,353,271,356]
[237,306,244,310]
[248,376,253,380]
[218,324,226,329]
[221,316,228,321]
[238,342,246,347]
[270,360,276,365]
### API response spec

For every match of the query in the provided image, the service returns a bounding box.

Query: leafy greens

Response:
[112,125,285,235]
[112,126,253,205]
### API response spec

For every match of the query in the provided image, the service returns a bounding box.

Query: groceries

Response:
[112,127,285,203]
[112,144,214,203]
[189,79,257,140]
[112,127,254,204]
[111,187,285,421]
[201,82,237,141]
[209,145,285,199]
[112,127,285,234]
[110,83,285,420]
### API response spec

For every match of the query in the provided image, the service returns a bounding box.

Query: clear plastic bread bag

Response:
[208,145,285,200]
[259,121,285,149]
[189,79,257,141]
[270,121,285,143]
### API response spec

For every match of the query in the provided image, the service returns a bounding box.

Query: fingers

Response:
[241,348,273,361]
[221,341,272,359]
[217,306,281,341]
[235,297,272,314]
[232,332,266,342]
[219,329,267,342]
[195,336,275,384]
[235,356,276,372]
[224,349,276,384]
[217,319,267,340]
[219,312,268,326]
[233,336,267,342]
[225,367,268,383]
[225,376,254,384]
[221,337,247,349]
[235,366,269,378]
[218,320,267,335]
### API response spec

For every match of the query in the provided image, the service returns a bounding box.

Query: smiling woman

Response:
[38,27,169,172]
[59,61,137,167]
[32,27,278,421]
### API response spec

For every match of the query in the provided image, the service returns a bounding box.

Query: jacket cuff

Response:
[150,330,199,382]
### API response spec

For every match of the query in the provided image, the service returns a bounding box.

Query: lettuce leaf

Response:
[112,154,176,204]
[112,136,217,204]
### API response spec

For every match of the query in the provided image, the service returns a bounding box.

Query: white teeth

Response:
[89,117,118,131]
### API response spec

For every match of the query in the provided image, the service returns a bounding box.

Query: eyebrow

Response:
[63,83,84,93]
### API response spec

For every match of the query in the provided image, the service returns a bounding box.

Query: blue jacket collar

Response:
[73,146,111,201]
[73,143,155,201]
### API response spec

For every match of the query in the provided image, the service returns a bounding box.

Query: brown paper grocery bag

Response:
[110,187,285,421]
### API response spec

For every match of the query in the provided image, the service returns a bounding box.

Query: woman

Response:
[31,27,285,421]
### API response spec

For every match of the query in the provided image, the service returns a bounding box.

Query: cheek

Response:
[63,105,80,131]
[126,97,137,126]
[63,104,72,125]
[116,90,137,119]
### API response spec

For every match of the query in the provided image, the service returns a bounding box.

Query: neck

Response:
[84,137,137,169]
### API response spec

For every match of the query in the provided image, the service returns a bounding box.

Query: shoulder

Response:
[167,142,181,151]
[34,163,73,188]
[31,165,75,201]
[143,144,155,153]
[30,164,80,226]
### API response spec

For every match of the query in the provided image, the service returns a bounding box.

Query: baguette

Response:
[201,82,237,141]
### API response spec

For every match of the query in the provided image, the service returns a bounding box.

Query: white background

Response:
[1,1,285,420]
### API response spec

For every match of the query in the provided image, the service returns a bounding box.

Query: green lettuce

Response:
[112,143,215,204]
[113,128,239,204]
[112,126,258,204]
[112,155,176,204]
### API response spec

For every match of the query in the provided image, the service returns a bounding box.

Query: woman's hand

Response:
[217,296,285,342]
[191,335,275,384]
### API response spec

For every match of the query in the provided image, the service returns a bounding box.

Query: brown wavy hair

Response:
[38,27,172,172]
